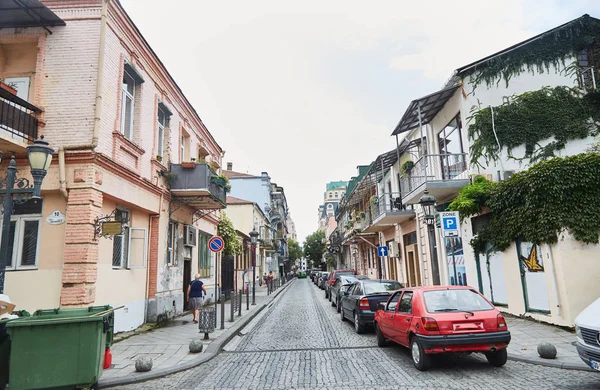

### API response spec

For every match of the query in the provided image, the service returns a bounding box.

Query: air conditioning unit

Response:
[388,241,398,257]
[184,225,197,247]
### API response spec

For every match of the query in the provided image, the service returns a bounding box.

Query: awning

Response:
[0,0,65,31]
[391,85,459,135]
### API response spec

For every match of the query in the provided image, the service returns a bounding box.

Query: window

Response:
[167,221,177,266]
[157,106,167,159]
[386,291,402,311]
[398,292,413,313]
[423,289,494,313]
[334,192,338,198]
[437,116,466,179]
[198,231,211,277]
[180,135,185,162]
[329,193,333,198]
[120,70,136,140]
[363,281,402,294]
[2,199,42,270]
[112,209,130,268]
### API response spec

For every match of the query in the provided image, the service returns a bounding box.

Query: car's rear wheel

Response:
[354,312,365,334]
[336,298,341,313]
[375,323,387,347]
[340,306,346,322]
[485,348,508,367]
[410,337,431,371]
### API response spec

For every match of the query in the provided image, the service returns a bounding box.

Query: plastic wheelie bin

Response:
[4,305,114,390]
[0,310,30,389]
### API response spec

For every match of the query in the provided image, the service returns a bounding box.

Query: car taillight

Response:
[497,314,507,330]
[359,298,370,311]
[421,317,439,332]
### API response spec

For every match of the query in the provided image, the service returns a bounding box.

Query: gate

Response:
[221,255,234,298]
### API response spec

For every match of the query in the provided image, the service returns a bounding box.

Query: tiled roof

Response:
[222,170,258,179]
[226,196,253,205]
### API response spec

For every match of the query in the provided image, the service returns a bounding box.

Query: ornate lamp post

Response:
[0,136,54,293]
[419,190,441,285]
[249,228,259,305]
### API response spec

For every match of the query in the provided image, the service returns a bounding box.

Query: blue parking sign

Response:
[439,211,461,237]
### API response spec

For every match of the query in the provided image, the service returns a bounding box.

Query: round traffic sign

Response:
[208,236,224,253]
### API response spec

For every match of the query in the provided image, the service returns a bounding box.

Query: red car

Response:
[374,286,511,371]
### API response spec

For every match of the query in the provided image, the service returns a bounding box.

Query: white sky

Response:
[120,0,599,244]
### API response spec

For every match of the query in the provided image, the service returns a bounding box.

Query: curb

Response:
[507,353,594,372]
[98,280,294,388]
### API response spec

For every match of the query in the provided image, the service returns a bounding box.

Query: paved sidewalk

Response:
[98,280,293,388]
[506,316,592,371]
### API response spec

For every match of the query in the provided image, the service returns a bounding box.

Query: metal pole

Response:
[230,292,234,322]
[0,159,16,294]
[220,293,225,330]
[246,279,249,310]
[417,102,428,182]
[252,244,256,305]
[428,224,440,285]
[238,289,242,317]
[451,238,458,286]
[214,252,219,319]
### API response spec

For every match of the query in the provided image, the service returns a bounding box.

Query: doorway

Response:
[405,244,421,287]
[183,259,191,311]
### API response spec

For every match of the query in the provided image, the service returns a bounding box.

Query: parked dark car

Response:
[318,272,330,289]
[330,275,365,312]
[325,269,357,300]
[340,279,403,333]
[311,270,323,284]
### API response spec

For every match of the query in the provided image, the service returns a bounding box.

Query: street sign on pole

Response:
[439,211,460,238]
[208,236,224,253]
[377,246,388,257]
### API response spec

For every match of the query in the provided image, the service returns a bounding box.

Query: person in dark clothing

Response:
[187,274,207,324]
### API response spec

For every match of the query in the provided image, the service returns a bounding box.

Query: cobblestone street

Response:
[114,280,600,390]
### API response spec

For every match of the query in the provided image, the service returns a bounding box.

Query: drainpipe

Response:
[544,243,562,317]
[417,102,426,181]
[58,0,107,199]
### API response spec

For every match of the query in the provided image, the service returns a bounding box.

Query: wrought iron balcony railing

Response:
[0,87,41,142]
[400,153,467,196]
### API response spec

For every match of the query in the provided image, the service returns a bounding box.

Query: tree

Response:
[303,230,326,269]
[217,212,242,257]
[287,239,303,263]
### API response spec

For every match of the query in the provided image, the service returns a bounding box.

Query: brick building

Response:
[1,0,226,332]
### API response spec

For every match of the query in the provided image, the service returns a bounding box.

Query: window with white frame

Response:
[112,209,130,268]
[3,199,43,270]
[167,221,177,265]
[157,106,166,159]
[180,135,185,162]
[120,70,136,140]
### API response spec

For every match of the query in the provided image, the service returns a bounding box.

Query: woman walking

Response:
[187,274,207,324]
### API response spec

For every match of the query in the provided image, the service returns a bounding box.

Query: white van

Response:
[575,297,600,372]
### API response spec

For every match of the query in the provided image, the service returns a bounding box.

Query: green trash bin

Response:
[0,310,30,389]
[5,305,113,390]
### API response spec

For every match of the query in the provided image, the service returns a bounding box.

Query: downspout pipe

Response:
[58,0,107,199]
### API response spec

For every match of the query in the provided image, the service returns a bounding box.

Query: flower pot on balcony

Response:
[181,162,196,169]
[403,161,414,171]
[0,82,17,96]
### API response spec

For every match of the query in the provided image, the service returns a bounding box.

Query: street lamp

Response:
[249,228,259,305]
[419,190,441,285]
[0,136,54,293]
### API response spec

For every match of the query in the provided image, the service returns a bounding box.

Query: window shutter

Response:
[127,228,147,269]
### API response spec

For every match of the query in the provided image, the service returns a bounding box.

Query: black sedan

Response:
[330,275,368,312]
[339,279,403,334]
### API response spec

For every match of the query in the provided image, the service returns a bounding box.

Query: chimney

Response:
[227,162,232,171]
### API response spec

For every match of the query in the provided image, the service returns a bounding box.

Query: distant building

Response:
[317,181,347,234]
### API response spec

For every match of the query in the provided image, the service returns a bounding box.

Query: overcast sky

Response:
[120,0,599,244]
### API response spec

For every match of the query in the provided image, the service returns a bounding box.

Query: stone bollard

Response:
[135,356,153,372]
[189,339,204,353]
[537,342,557,359]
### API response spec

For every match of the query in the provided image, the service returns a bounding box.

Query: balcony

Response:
[169,163,226,209]
[0,87,40,148]
[364,192,415,233]
[400,153,470,205]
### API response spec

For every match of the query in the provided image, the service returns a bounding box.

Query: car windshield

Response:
[363,281,402,294]
[423,289,494,313]
[340,277,356,284]
[336,271,355,276]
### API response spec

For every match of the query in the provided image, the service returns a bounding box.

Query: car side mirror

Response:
[377,302,385,311]
[343,291,349,296]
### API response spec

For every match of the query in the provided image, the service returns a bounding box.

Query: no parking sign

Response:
[208,236,224,253]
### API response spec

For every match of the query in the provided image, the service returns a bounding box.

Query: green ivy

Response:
[463,15,600,90]
[217,213,242,257]
[448,176,496,222]
[470,153,600,252]
[468,86,600,166]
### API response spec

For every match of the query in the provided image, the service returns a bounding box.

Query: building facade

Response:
[1,0,226,332]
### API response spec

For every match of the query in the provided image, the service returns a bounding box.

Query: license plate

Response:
[591,360,600,372]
